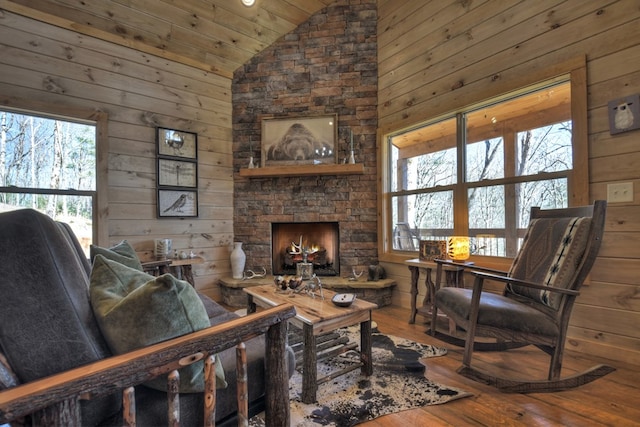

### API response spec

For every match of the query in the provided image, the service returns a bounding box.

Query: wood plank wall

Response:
[0,10,234,299]
[377,0,640,365]
[1,0,639,365]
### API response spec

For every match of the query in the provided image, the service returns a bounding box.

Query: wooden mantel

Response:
[238,163,364,178]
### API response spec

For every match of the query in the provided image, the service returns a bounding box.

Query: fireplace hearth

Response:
[271,222,339,276]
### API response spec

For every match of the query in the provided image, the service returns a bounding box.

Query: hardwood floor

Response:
[363,305,640,427]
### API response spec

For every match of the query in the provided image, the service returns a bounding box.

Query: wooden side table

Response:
[169,256,204,286]
[405,258,471,324]
[142,256,204,287]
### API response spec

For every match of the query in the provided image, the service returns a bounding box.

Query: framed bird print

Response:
[158,189,198,218]
[156,127,199,218]
[157,127,197,159]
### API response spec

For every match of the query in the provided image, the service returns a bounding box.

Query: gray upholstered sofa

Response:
[0,208,294,426]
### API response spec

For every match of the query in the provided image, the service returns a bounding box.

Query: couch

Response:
[0,208,294,426]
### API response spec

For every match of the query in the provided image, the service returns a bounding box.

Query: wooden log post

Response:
[360,318,373,376]
[122,386,136,427]
[33,398,80,427]
[265,320,290,425]
[167,370,180,427]
[236,343,248,427]
[301,324,317,404]
[203,355,216,427]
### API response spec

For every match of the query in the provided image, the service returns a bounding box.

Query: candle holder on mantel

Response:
[248,136,257,168]
[348,150,356,164]
[348,129,356,164]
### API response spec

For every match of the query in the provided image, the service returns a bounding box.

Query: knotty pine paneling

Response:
[2,0,640,365]
[3,0,331,78]
[0,11,234,298]
[379,2,633,133]
[378,0,640,365]
[598,231,640,258]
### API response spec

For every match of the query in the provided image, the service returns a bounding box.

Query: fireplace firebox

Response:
[271,222,339,276]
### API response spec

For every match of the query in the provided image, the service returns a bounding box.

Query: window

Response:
[0,104,107,253]
[384,76,588,260]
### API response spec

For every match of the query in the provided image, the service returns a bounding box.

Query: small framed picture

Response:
[158,158,197,188]
[157,127,197,159]
[261,114,338,167]
[419,240,446,261]
[608,94,640,135]
[158,189,198,218]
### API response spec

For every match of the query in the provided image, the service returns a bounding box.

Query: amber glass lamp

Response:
[447,236,470,262]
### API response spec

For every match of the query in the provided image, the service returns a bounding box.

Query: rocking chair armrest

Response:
[471,271,580,296]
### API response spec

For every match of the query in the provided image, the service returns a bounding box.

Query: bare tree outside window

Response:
[0,109,96,251]
[387,81,574,257]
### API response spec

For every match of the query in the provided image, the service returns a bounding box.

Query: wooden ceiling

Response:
[3,0,336,78]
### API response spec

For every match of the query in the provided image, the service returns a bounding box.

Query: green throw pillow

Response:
[89,255,227,392]
[90,240,144,271]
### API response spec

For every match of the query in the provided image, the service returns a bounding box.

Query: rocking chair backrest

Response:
[505,201,607,310]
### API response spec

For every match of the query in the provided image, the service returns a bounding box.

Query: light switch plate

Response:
[607,182,634,203]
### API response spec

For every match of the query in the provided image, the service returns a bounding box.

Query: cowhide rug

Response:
[249,326,471,427]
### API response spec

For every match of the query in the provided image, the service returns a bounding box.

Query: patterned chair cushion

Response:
[507,216,591,309]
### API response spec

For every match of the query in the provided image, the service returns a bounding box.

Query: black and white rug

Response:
[250,326,471,427]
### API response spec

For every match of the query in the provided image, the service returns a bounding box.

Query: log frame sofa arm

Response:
[0,304,296,427]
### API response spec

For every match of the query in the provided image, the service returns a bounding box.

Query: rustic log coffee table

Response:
[245,284,377,403]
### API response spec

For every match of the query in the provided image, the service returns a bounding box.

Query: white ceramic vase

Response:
[230,242,246,279]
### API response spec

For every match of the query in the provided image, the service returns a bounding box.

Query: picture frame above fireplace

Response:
[261,114,338,167]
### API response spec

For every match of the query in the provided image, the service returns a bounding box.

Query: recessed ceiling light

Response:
[241,0,255,6]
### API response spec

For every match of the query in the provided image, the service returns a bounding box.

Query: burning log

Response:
[283,248,328,267]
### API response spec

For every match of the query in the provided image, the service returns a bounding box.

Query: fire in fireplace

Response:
[271,222,339,276]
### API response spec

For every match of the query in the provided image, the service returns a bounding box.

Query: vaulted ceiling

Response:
[3,0,337,78]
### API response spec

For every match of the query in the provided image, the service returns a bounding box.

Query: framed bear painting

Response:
[261,114,338,167]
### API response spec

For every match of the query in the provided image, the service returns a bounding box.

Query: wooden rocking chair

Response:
[432,200,615,393]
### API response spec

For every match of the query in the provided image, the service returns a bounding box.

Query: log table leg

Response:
[180,264,195,287]
[408,265,419,323]
[301,323,317,404]
[265,320,290,426]
[360,316,373,376]
[246,294,256,314]
[423,267,434,311]
[408,264,434,324]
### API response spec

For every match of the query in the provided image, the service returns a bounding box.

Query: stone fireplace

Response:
[230,0,379,280]
[271,222,339,276]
